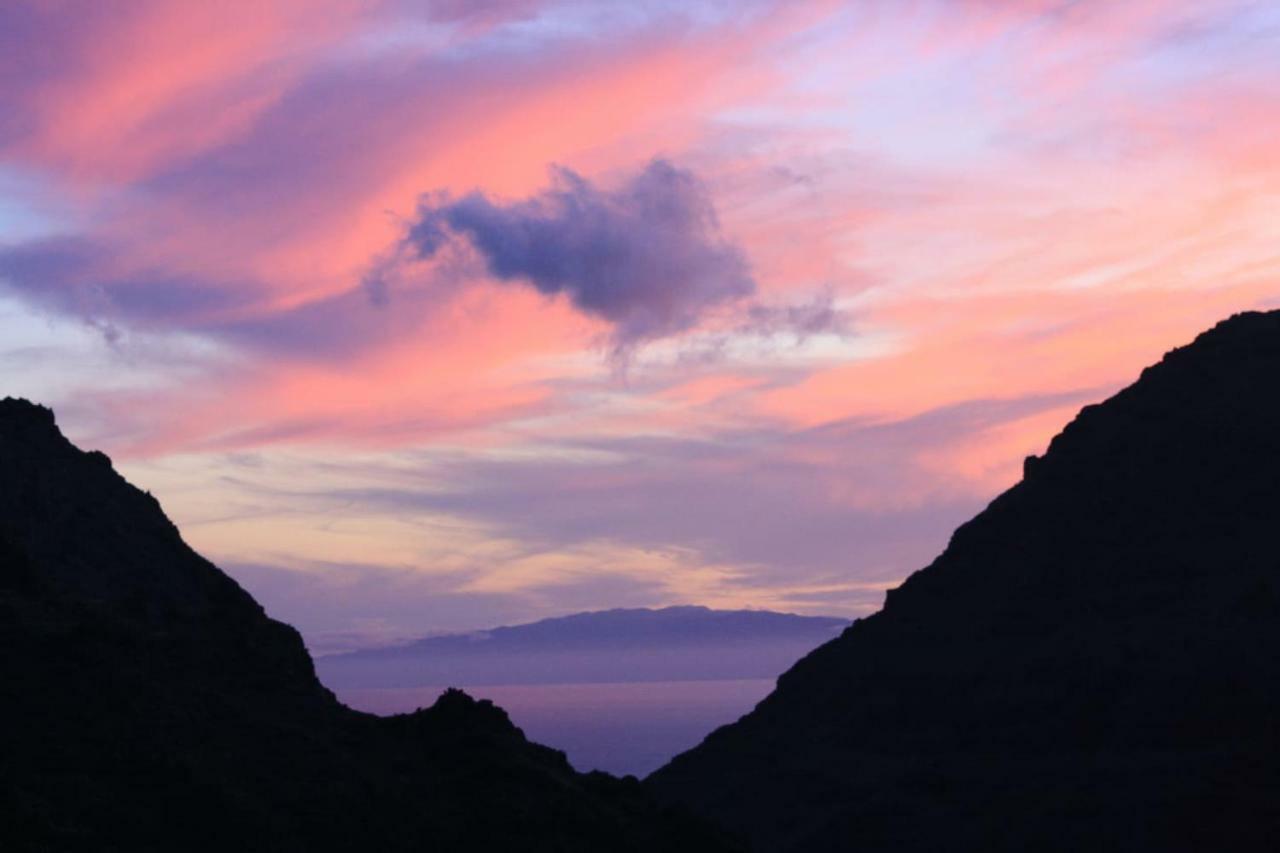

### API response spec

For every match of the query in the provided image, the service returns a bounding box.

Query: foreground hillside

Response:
[0,398,735,852]
[649,310,1280,851]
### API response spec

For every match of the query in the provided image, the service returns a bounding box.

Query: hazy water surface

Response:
[337,678,774,777]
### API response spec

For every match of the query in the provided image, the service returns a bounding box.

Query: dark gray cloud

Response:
[406,160,757,347]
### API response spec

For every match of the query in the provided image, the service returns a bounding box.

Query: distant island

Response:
[316,606,847,688]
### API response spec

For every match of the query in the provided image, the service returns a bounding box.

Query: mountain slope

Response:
[0,399,737,852]
[317,607,847,688]
[648,310,1280,852]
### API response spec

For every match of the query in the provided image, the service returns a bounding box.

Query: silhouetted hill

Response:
[0,398,738,852]
[648,310,1280,851]
[317,607,846,688]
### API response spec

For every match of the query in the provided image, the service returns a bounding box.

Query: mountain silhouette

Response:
[648,310,1280,851]
[317,607,846,688]
[0,399,738,852]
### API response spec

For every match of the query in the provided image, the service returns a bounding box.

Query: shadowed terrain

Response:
[0,399,738,852]
[648,310,1280,851]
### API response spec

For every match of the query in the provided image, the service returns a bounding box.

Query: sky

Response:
[2,0,1279,653]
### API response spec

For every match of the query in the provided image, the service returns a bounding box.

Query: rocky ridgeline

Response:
[648,311,1280,852]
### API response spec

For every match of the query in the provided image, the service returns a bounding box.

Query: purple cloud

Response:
[0,236,425,359]
[0,160,781,361]
[0,237,258,339]
[406,160,757,347]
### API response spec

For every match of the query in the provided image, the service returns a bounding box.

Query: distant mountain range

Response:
[648,311,1280,851]
[316,606,846,688]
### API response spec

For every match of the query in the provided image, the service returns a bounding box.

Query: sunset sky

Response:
[3,0,1278,652]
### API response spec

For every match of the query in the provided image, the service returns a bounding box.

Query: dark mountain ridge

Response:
[317,606,846,688]
[391,606,845,648]
[0,398,736,852]
[647,310,1280,850]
